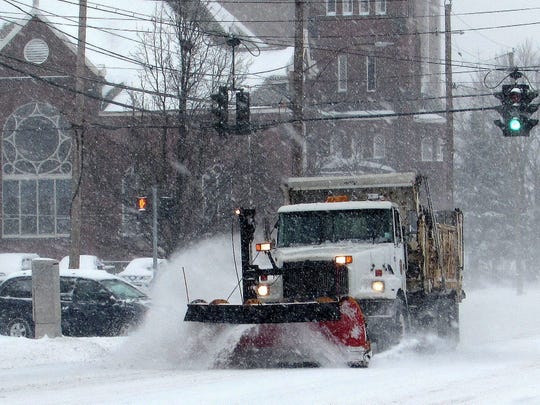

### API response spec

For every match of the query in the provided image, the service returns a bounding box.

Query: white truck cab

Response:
[258,199,406,306]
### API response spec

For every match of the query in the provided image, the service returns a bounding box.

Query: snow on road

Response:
[0,285,538,404]
[0,239,539,404]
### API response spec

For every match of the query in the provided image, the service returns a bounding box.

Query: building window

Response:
[359,0,369,15]
[367,56,376,91]
[373,134,385,159]
[375,0,386,15]
[434,137,444,161]
[326,0,336,15]
[343,0,353,15]
[421,137,433,161]
[2,102,72,237]
[338,54,347,93]
[421,137,444,162]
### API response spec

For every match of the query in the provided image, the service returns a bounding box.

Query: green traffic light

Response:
[509,117,522,131]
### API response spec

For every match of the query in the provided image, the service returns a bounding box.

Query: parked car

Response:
[0,269,150,338]
[0,253,39,283]
[118,258,166,288]
[59,255,114,272]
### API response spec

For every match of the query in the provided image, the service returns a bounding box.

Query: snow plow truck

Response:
[185,172,464,366]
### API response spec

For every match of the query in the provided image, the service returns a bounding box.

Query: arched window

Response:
[2,103,72,237]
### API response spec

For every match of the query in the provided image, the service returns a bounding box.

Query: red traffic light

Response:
[137,196,148,212]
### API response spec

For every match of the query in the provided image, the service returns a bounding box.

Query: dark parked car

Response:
[0,269,150,338]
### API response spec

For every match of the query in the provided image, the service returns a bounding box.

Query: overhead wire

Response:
[3,0,537,75]
[0,0,532,117]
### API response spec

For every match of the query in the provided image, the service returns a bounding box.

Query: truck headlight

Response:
[256,284,270,297]
[371,280,385,293]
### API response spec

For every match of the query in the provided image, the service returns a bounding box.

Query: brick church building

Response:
[0,0,449,262]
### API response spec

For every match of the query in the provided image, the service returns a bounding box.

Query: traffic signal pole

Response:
[152,186,158,271]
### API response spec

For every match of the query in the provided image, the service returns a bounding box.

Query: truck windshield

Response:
[277,209,393,247]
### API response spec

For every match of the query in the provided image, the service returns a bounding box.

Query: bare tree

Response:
[455,41,540,287]
[127,1,233,256]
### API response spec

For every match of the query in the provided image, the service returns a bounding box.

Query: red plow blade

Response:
[203,298,371,368]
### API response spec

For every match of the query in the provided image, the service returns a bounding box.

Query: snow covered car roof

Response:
[120,258,166,276]
[2,268,126,283]
[0,253,40,281]
[59,255,111,271]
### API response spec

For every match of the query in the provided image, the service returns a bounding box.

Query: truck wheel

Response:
[437,297,459,348]
[388,299,408,347]
[6,317,34,338]
[376,299,407,352]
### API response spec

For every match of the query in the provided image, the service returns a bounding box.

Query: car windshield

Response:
[277,209,394,247]
[100,279,148,300]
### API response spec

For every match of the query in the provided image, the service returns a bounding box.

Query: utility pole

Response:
[69,0,87,270]
[292,0,305,176]
[444,0,454,208]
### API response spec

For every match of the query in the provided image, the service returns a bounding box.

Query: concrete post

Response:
[32,259,61,338]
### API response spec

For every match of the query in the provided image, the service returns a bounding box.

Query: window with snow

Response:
[373,134,385,159]
[2,103,72,237]
[343,0,353,15]
[359,0,369,15]
[327,0,336,15]
[367,56,376,92]
[375,0,386,15]
[338,54,348,93]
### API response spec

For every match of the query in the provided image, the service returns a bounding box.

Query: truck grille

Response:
[282,261,348,301]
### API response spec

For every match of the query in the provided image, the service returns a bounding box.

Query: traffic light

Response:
[494,84,539,137]
[136,196,148,212]
[210,86,228,135]
[236,90,251,134]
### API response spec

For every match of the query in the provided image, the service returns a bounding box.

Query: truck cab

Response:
[257,198,406,307]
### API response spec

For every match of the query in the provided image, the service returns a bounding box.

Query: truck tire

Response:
[375,299,408,352]
[436,296,459,349]
[6,317,34,338]
[388,299,408,347]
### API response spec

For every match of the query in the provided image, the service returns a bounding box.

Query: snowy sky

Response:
[0,0,293,94]
[452,1,540,66]
[1,0,536,83]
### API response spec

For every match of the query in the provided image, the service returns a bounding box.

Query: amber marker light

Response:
[256,242,272,252]
[335,255,353,265]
